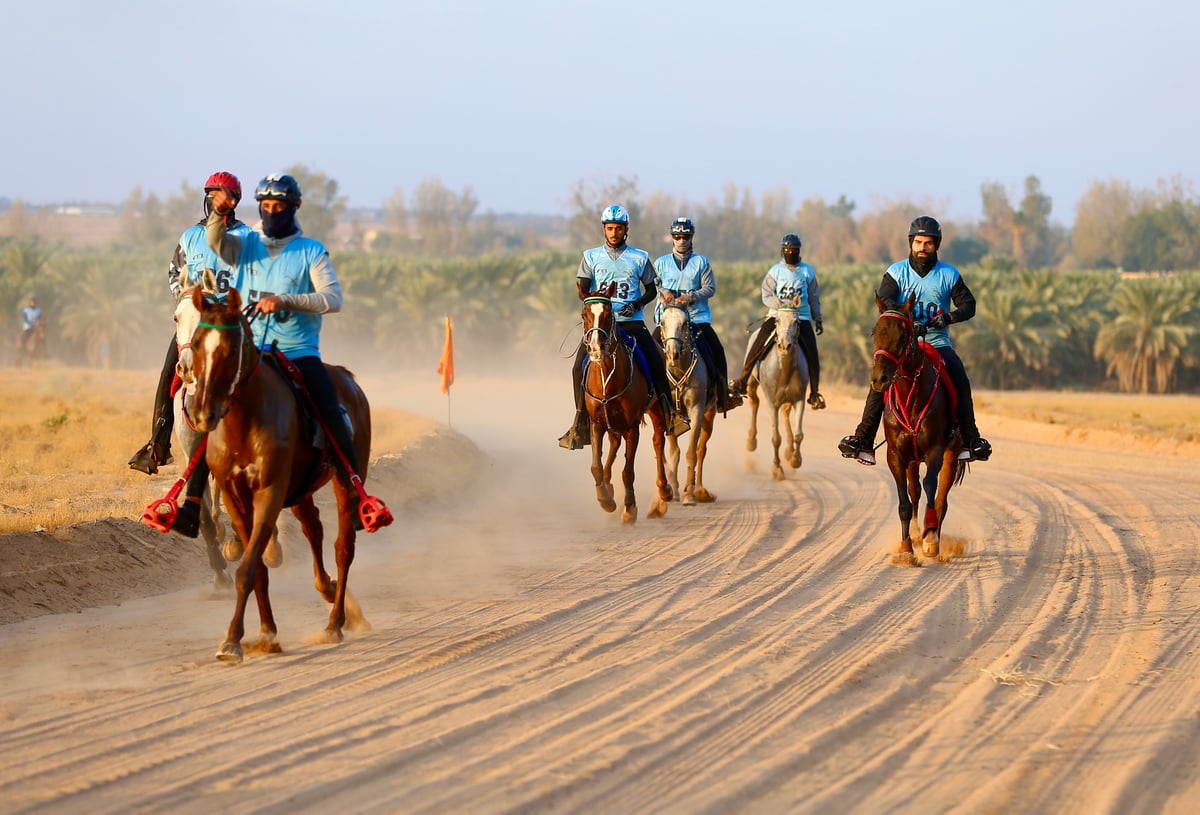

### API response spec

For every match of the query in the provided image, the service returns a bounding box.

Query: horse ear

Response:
[905,293,917,314]
[875,294,886,313]
[192,285,204,311]
[203,268,218,293]
[228,287,242,312]
[603,281,616,298]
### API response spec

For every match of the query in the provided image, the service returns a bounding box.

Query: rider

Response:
[558,204,689,450]
[164,173,391,537]
[837,215,992,465]
[20,297,41,347]
[652,217,742,413]
[127,171,248,475]
[729,232,825,409]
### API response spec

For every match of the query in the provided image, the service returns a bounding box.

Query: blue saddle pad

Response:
[580,328,655,396]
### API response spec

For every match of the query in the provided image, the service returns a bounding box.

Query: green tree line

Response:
[4,236,1198,395]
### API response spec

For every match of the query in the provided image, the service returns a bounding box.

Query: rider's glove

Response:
[617,303,637,319]
[814,319,823,335]
[929,312,952,330]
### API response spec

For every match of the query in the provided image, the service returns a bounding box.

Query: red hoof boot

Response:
[358,495,393,533]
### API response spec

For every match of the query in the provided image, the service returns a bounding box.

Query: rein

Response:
[875,310,941,455]
[662,308,699,393]
[581,299,636,412]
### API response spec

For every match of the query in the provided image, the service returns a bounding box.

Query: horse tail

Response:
[953,459,968,486]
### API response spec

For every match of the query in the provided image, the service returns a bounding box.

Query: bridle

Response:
[874,309,941,447]
[581,296,635,405]
[661,304,698,387]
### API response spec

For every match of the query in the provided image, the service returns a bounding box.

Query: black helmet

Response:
[255,173,302,203]
[908,216,941,246]
[781,232,802,248]
[670,217,695,237]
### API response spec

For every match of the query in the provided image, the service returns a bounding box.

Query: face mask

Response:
[260,203,297,238]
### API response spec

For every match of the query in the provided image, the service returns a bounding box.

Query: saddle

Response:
[581,328,657,396]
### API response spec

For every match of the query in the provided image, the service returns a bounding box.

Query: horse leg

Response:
[198,494,230,589]
[648,399,671,518]
[666,428,681,503]
[770,406,785,481]
[621,428,640,523]
[746,380,760,452]
[320,479,361,643]
[888,457,918,566]
[693,407,717,503]
[787,400,805,469]
[592,426,617,513]
[923,452,957,558]
[218,496,283,663]
[291,499,335,602]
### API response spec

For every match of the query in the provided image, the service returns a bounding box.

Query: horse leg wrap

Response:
[923,505,939,533]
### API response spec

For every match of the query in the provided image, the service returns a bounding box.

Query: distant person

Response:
[838,216,992,465]
[652,217,741,413]
[729,233,826,409]
[19,296,43,362]
[128,171,249,475]
[558,204,688,450]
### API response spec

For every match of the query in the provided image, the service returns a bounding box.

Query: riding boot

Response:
[730,320,774,395]
[838,388,884,457]
[129,339,179,474]
[559,346,590,449]
[172,438,209,539]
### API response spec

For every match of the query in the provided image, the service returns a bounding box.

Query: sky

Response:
[3,0,1197,224]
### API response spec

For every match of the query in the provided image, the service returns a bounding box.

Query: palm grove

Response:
[1,166,1198,397]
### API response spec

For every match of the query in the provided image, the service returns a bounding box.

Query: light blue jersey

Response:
[178,221,250,294]
[578,244,655,322]
[762,262,820,321]
[885,259,961,349]
[653,252,714,325]
[231,232,332,359]
[21,305,40,331]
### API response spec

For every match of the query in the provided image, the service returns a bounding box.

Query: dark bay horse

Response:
[659,302,717,505]
[872,295,966,564]
[581,283,672,522]
[181,286,373,661]
[745,308,809,480]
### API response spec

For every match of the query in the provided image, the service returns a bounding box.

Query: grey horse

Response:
[659,303,717,505]
[745,308,810,480]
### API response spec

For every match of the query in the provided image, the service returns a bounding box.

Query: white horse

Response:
[659,303,717,505]
[745,308,810,481]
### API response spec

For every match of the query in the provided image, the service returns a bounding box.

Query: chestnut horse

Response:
[580,283,672,522]
[871,295,966,564]
[745,308,809,480]
[658,302,717,505]
[181,285,372,661]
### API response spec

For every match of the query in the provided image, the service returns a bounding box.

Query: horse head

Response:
[658,302,693,370]
[773,308,802,359]
[582,282,617,363]
[175,268,220,384]
[186,286,251,433]
[871,293,919,392]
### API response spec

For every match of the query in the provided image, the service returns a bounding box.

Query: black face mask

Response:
[260,203,298,238]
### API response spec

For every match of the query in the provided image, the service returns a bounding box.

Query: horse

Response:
[658,302,717,505]
[580,282,672,522]
[172,276,281,586]
[871,294,967,564]
[17,323,45,367]
[179,285,373,662]
[745,308,810,481]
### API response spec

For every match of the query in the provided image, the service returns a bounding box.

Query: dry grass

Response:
[976,389,1200,444]
[0,366,434,534]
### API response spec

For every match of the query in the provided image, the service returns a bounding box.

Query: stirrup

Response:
[141,477,186,532]
[724,390,743,410]
[807,393,826,410]
[855,449,877,466]
[358,494,394,533]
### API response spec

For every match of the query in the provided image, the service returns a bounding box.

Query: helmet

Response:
[204,171,241,201]
[781,233,802,248]
[670,217,695,237]
[601,204,629,224]
[908,216,942,245]
[255,173,302,203]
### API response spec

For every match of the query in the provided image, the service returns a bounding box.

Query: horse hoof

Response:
[695,489,716,503]
[599,499,617,513]
[216,642,244,663]
[212,570,232,590]
[922,532,940,558]
[622,506,638,523]
[222,537,244,562]
[263,536,283,569]
[771,467,785,481]
[789,455,801,469]
[890,552,921,568]
[682,494,696,506]
[648,500,667,519]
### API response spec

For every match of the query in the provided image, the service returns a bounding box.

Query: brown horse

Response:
[872,295,966,564]
[182,286,372,662]
[580,282,672,522]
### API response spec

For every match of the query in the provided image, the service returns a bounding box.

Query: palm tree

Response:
[1094,278,1199,393]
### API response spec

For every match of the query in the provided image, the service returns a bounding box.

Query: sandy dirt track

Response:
[2,372,1200,814]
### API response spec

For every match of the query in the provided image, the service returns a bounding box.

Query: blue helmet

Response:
[670,217,695,236]
[255,173,302,203]
[601,204,629,224]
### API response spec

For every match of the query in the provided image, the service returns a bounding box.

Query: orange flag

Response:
[438,316,454,395]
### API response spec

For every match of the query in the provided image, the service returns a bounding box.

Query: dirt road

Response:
[2,374,1199,814]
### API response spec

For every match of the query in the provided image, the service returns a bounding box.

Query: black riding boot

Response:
[731,318,774,394]
[129,336,179,474]
[939,348,991,460]
[172,435,208,539]
[838,388,883,465]
[558,345,590,450]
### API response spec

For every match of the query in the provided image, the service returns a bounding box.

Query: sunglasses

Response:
[672,233,693,239]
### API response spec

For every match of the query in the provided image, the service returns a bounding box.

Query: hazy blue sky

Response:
[3,0,1196,223]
